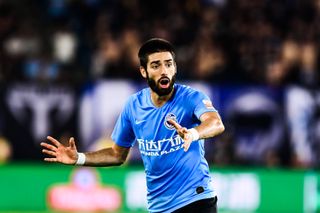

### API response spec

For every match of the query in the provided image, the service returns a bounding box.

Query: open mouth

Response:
[159,77,170,89]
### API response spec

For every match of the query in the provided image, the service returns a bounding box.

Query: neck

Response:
[150,88,175,107]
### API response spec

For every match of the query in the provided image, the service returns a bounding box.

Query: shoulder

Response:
[175,83,205,98]
[130,87,148,101]
[124,87,148,106]
[175,84,214,111]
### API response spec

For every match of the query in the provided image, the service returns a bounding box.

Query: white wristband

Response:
[189,128,200,141]
[75,153,86,166]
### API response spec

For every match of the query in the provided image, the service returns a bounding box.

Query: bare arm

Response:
[195,111,225,139]
[168,111,225,151]
[84,143,130,166]
[41,136,130,167]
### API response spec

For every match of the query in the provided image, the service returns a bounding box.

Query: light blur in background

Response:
[0,0,320,212]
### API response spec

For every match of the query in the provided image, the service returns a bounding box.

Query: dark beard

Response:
[147,74,176,96]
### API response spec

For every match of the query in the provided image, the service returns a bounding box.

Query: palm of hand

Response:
[41,136,78,165]
[56,145,77,164]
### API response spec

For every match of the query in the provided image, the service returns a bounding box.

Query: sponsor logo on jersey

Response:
[137,135,184,156]
[164,113,177,130]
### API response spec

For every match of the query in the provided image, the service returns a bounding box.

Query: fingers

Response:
[181,127,188,134]
[182,132,193,152]
[167,119,192,151]
[42,149,57,157]
[183,140,191,152]
[40,142,57,151]
[168,119,188,135]
[43,147,58,162]
[167,119,182,130]
[44,157,58,162]
[47,136,61,147]
[41,141,58,159]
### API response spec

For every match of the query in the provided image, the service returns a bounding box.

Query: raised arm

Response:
[41,136,130,167]
[168,111,225,151]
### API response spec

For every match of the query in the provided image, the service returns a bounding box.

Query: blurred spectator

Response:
[90,27,141,80]
[52,29,77,64]
[2,0,319,84]
[286,87,311,167]
[0,2,19,82]
[90,32,122,79]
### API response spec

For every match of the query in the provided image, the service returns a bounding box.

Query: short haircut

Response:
[138,38,176,69]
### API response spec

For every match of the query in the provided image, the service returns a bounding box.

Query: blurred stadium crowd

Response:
[0,0,320,169]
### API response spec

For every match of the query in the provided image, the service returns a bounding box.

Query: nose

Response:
[160,65,169,75]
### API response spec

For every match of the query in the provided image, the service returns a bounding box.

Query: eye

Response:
[165,62,173,68]
[151,64,159,69]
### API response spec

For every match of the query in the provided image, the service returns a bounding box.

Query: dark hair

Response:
[138,38,176,69]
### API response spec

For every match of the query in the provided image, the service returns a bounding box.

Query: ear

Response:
[140,66,147,78]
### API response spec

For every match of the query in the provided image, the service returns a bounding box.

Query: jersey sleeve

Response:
[192,90,217,120]
[111,97,136,148]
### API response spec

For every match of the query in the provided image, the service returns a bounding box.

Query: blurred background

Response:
[0,0,320,212]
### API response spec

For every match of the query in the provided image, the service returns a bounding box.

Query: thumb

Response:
[69,137,76,149]
[181,127,188,134]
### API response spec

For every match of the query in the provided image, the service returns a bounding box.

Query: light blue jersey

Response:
[111,84,217,213]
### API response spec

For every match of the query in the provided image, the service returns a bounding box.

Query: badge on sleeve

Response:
[202,99,214,110]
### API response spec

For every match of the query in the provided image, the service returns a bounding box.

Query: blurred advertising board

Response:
[0,164,318,213]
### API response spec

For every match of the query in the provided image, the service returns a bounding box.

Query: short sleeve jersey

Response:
[111,84,217,213]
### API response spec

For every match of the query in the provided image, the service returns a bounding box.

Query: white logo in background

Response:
[164,113,177,130]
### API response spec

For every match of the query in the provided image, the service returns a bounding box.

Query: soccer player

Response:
[41,38,225,213]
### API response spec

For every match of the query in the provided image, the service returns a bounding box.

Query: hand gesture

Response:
[41,136,78,165]
[167,119,193,152]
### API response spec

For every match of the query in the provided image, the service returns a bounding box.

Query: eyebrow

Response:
[150,59,173,65]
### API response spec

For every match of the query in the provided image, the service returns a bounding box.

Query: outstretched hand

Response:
[40,136,78,165]
[167,119,193,152]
